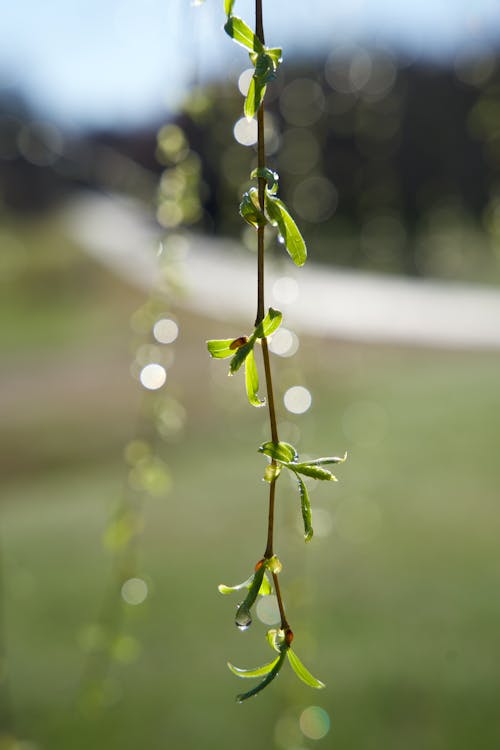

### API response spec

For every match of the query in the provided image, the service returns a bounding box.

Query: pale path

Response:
[62,192,500,350]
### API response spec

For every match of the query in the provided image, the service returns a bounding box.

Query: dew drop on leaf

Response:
[235,605,252,630]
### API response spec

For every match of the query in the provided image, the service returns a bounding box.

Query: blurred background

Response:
[1,0,500,748]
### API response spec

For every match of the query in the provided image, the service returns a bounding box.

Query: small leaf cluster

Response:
[240,168,307,267]
[224,7,282,120]
[229,626,324,702]
[219,555,280,629]
[207,307,282,406]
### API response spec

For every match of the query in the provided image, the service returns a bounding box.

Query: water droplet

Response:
[235,605,252,630]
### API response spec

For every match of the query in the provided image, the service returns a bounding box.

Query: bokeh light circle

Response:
[299,706,331,740]
[233,117,258,146]
[139,363,167,390]
[284,386,312,414]
[268,328,299,358]
[238,68,254,96]
[256,594,280,625]
[153,318,179,344]
[121,577,148,605]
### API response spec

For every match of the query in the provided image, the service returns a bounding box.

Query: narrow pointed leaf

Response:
[207,339,236,359]
[235,563,266,627]
[245,349,265,407]
[258,572,272,596]
[218,574,254,595]
[301,453,347,466]
[297,475,313,542]
[229,339,254,374]
[287,649,325,689]
[224,16,264,54]
[290,463,338,481]
[244,76,267,120]
[265,195,307,266]
[236,651,286,702]
[224,0,235,15]
[254,307,282,339]
[228,656,280,679]
[259,440,298,464]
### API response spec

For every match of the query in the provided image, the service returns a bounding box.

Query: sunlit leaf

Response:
[258,572,272,596]
[259,440,298,463]
[302,453,347,466]
[266,628,285,652]
[224,16,264,54]
[266,554,282,574]
[239,188,266,228]
[254,307,282,339]
[296,475,313,542]
[265,47,283,66]
[244,76,267,120]
[287,649,325,689]
[229,339,254,374]
[263,462,281,482]
[265,195,307,267]
[236,651,286,702]
[245,349,264,407]
[250,166,279,194]
[291,463,338,481]
[218,575,253,595]
[228,656,280,678]
[207,338,235,359]
[224,0,235,15]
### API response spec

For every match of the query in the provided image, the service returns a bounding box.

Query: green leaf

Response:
[287,649,325,689]
[265,47,283,66]
[229,339,254,375]
[254,53,277,83]
[265,195,307,267]
[236,651,286,702]
[290,463,338,481]
[235,563,266,627]
[266,554,282,574]
[250,167,279,194]
[245,349,264,407]
[259,440,298,464]
[258,572,272,596]
[224,16,264,54]
[254,307,283,339]
[218,574,253,595]
[228,656,280,679]
[207,338,236,359]
[263,463,281,482]
[224,0,235,15]
[296,475,313,541]
[239,188,266,228]
[266,628,285,653]
[244,76,267,120]
[301,453,347,466]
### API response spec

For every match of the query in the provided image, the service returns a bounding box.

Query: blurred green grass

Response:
[1,215,500,749]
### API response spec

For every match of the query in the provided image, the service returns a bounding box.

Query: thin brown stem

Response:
[272,573,289,631]
[254,2,285,633]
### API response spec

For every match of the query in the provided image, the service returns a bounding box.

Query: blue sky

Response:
[0,0,499,129]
